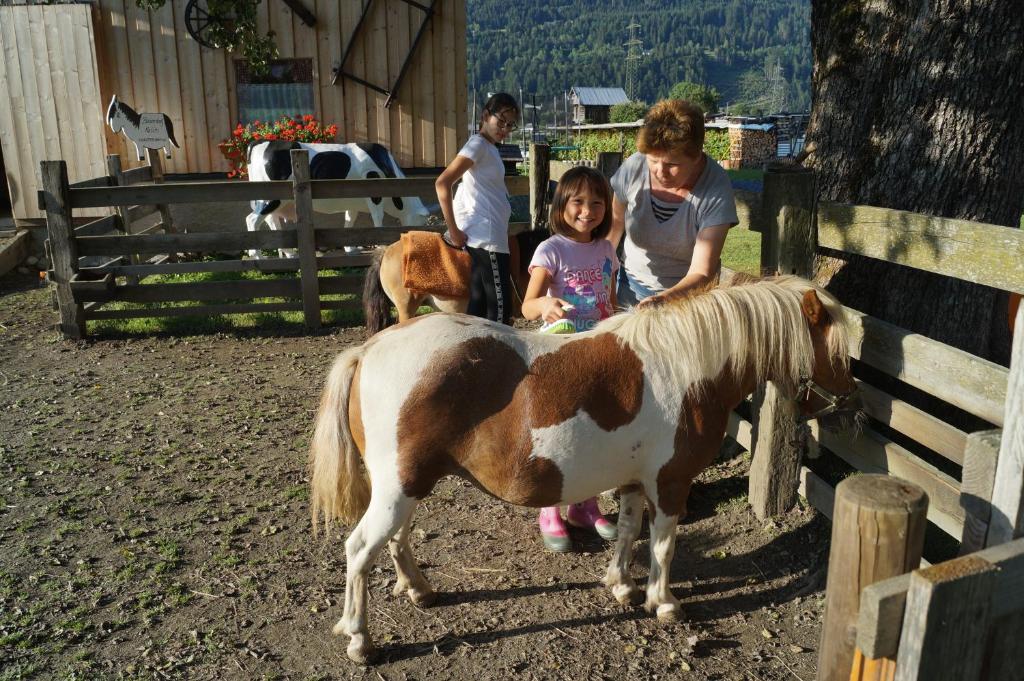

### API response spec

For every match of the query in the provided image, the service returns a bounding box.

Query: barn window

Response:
[235,58,315,123]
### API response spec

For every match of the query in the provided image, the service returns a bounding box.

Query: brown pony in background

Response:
[362,230,549,334]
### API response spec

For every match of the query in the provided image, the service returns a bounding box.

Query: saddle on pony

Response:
[400,231,471,298]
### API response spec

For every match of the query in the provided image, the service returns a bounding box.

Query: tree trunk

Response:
[806,0,1024,366]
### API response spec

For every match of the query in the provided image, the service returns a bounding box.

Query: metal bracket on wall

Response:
[332,0,436,108]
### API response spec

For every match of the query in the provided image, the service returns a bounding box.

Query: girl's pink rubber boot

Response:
[566,497,618,540]
[537,506,571,552]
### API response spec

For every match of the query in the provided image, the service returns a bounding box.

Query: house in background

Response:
[569,87,629,125]
[0,0,468,225]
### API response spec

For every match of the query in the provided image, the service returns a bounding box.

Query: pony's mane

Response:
[598,275,850,392]
[108,100,141,128]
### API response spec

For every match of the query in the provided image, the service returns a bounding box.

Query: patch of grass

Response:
[87,266,365,336]
[726,168,764,182]
[721,228,761,275]
[284,485,308,501]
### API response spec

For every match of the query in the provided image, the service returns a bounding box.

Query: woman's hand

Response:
[446,228,467,249]
[540,297,570,323]
[636,293,668,310]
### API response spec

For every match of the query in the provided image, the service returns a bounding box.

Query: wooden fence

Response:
[41,149,534,338]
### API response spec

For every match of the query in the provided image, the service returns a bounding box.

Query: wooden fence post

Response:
[816,474,928,681]
[894,556,998,681]
[291,149,321,329]
[985,302,1024,547]
[960,429,1001,554]
[749,165,817,518]
[41,160,86,339]
[530,143,550,231]
[145,148,178,235]
[596,151,622,179]
[106,154,139,285]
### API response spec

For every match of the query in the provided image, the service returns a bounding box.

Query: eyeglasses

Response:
[488,110,519,131]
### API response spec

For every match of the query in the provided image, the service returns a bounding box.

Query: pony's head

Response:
[793,286,861,430]
[106,95,141,133]
[601,275,861,429]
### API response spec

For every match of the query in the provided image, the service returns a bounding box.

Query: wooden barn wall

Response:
[0,0,467,220]
[0,3,109,220]
[92,0,467,174]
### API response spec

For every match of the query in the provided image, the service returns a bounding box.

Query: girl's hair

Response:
[637,99,705,158]
[481,92,519,120]
[548,166,613,240]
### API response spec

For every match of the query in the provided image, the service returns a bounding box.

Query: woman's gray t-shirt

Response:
[610,152,738,291]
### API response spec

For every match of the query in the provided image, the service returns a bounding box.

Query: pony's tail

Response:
[363,248,394,335]
[309,345,370,532]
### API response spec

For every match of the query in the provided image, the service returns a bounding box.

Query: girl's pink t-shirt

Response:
[529,234,619,330]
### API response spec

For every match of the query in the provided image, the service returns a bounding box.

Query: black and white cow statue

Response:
[245,141,431,258]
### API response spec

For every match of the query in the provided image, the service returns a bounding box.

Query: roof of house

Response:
[570,87,630,106]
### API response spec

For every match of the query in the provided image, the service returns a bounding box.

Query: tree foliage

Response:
[666,82,721,114]
[136,0,277,74]
[468,0,811,124]
[610,101,649,123]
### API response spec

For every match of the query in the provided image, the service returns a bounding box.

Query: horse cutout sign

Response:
[244,141,432,258]
[309,275,862,663]
[106,95,179,160]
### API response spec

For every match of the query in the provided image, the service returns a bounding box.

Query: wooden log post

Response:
[894,556,998,681]
[529,143,550,231]
[596,151,623,179]
[816,475,928,681]
[749,165,817,518]
[291,149,321,329]
[960,430,1001,554]
[145,148,177,235]
[106,155,138,285]
[41,160,86,338]
[986,302,1024,547]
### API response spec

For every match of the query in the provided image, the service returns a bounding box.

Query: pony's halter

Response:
[796,376,858,423]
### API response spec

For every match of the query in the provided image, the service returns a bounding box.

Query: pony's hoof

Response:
[408,587,436,608]
[656,603,682,623]
[611,583,641,606]
[392,580,409,598]
[347,635,376,665]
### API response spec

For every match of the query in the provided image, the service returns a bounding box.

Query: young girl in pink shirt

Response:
[521,166,619,551]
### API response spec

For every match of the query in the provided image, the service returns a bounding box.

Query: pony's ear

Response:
[800,289,829,328]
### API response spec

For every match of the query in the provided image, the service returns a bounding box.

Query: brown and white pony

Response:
[310,275,859,664]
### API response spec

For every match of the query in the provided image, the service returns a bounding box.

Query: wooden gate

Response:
[0,3,109,220]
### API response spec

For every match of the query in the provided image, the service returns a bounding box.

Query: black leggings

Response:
[466,246,512,325]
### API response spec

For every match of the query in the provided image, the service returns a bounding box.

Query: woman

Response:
[608,99,738,308]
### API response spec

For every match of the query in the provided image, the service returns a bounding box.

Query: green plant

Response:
[609,101,649,123]
[666,81,721,114]
[218,115,338,178]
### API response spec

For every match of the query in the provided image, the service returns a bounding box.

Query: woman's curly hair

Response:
[637,99,705,158]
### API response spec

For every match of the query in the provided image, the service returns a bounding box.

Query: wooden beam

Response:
[818,201,1024,295]
[76,231,297,257]
[41,160,85,338]
[820,426,964,539]
[986,303,1024,546]
[854,537,1024,660]
[281,0,316,26]
[749,166,816,519]
[856,380,967,465]
[291,150,320,329]
[894,556,997,681]
[844,307,1008,427]
[960,430,1001,555]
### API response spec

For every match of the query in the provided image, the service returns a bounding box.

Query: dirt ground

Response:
[1,271,833,681]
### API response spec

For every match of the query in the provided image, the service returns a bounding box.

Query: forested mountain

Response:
[466,0,812,119]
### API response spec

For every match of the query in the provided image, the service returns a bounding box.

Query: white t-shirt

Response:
[453,134,512,253]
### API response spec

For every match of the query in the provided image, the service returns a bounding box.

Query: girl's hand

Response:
[541,297,570,323]
[446,228,467,249]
